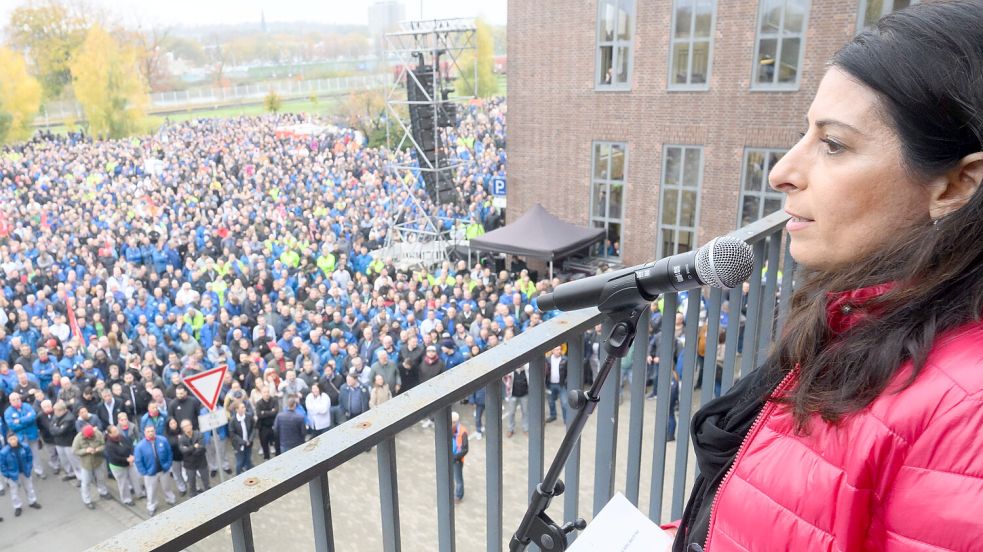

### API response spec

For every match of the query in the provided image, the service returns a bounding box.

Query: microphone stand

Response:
[509,306,644,552]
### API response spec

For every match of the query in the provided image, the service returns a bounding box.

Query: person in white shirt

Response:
[305,383,332,437]
[546,347,569,424]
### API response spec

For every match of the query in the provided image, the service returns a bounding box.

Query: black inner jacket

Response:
[673,365,781,552]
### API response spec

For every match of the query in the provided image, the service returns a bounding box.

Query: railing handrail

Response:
[89,308,604,552]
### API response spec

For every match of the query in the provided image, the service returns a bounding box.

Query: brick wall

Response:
[507,0,859,265]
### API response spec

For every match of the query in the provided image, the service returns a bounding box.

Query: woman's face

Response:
[769,68,936,271]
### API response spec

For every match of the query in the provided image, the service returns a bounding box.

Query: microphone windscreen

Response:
[696,237,755,289]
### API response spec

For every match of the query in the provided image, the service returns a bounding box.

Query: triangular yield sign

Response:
[183,365,227,411]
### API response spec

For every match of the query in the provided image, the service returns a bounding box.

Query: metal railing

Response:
[39,74,391,123]
[89,211,794,552]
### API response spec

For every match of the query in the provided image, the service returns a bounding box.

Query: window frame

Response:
[737,147,787,227]
[750,0,811,91]
[657,144,704,259]
[856,0,919,32]
[667,0,718,91]
[595,0,637,91]
[590,141,629,259]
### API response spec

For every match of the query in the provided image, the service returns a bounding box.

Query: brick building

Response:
[506,0,916,266]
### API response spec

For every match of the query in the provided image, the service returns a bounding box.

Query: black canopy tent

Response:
[468,203,605,278]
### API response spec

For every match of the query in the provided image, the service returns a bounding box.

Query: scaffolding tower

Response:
[378,18,477,270]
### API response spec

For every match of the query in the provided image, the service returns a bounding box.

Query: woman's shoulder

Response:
[920,320,983,397]
[868,320,983,444]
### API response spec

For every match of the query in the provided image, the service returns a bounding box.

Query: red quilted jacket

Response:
[704,286,983,551]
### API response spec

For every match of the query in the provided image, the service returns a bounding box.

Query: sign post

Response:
[183,365,228,483]
[491,176,507,209]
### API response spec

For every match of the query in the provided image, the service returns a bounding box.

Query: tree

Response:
[70,25,150,138]
[0,47,43,143]
[455,18,498,98]
[339,89,385,137]
[264,91,282,113]
[5,0,96,101]
[128,25,171,92]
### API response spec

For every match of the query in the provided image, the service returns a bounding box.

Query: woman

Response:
[673,3,983,550]
[164,417,188,496]
[369,374,392,409]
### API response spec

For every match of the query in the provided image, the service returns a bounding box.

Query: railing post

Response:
[527,355,546,500]
[434,406,456,552]
[377,438,402,552]
[649,292,678,523]
[625,313,649,505]
[721,285,743,393]
[671,292,702,519]
[593,318,620,516]
[563,333,585,532]
[777,236,796,338]
[740,240,767,378]
[231,514,255,552]
[486,381,503,552]
[309,472,335,552]
[756,234,783,366]
[701,288,724,406]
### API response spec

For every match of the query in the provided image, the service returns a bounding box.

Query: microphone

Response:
[536,237,754,313]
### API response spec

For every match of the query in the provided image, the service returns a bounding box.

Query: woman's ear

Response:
[929,152,983,219]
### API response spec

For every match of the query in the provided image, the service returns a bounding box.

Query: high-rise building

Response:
[506,0,918,265]
[369,0,406,60]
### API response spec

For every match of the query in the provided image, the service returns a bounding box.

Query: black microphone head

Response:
[696,237,755,289]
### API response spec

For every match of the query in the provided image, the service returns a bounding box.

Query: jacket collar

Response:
[826,283,896,334]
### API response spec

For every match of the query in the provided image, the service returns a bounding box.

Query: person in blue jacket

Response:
[0,433,42,517]
[31,348,58,391]
[133,424,176,516]
[140,402,167,436]
[3,392,45,479]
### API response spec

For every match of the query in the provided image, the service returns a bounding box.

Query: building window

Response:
[596,0,635,89]
[739,149,787,227]
[857,0,918,31]
[658,146,702,258]
[669,0,716,89]
[752,0,810,89]
[590,142,627,258]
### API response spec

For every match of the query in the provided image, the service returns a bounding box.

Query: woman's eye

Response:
[820,138,846,155]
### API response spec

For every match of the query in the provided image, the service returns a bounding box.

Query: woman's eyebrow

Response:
[806,116,866,137]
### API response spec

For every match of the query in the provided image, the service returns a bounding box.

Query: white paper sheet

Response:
[568,492,674,552]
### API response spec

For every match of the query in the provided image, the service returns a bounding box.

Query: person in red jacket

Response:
[673,2,983,550]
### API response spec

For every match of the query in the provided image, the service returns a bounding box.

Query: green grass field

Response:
[157,96,342,122]
[33,74,507,137]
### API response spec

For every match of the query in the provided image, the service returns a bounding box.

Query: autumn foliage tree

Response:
[0,47,43,143]
[455,18,498,98]
[6,0,93,101]
[70,25,150,138]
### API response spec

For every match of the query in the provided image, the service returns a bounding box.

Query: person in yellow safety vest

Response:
[517,270,536,299]
[316,247,336,277]
[215,260,231,280]
[210,279,228,306]
[465,221,485,240]
[280,249,300,269]
[367,257,385,276]
[183,308,205,340]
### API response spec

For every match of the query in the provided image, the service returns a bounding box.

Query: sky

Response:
[0,0,507,30]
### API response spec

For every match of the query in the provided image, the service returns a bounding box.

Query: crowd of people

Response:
[0,98,537,518]
[0,93,731,525]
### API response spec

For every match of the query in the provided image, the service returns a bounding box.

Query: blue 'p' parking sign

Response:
[491,177,506,196]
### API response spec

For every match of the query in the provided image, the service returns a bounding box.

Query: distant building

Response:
[507,0,918,265]
[369,1,406,60]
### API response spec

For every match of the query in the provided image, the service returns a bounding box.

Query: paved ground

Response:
[0,467,145,551]
[7,385,701,552]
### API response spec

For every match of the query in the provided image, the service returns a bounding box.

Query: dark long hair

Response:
[769,1,983,429]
